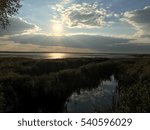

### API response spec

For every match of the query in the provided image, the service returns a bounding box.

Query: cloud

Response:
[123,6,150,36]
[0,37,94,52]
[52,2,107,28]
[1,33,150,53]
[62,0,70,3]
[0,17,40,36]
[7,34,132,51]
[111,42,150,53]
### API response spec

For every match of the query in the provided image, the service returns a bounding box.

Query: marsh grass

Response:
[0,57,149,112]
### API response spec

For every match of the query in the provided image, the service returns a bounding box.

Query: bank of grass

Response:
[114,57,150,112]
[0,56,149,112]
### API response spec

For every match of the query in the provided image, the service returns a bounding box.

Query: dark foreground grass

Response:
[0,56,149,112]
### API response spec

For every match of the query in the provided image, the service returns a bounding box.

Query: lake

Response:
[0,52,133,59]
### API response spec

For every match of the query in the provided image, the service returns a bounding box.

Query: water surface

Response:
[0,52,133,59]
[64,76,118,112]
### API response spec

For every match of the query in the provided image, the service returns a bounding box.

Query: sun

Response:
[52,23,63,36]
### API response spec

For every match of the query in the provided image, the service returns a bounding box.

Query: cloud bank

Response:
[0,34,149,53]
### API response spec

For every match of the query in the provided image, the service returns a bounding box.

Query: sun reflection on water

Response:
[47,53,67,59]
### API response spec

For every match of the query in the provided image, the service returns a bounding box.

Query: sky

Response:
[0,0,150,53]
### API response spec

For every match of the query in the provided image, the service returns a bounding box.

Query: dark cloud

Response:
[111,43,150,53]
[8,34,130,50]
[124,6,150,35]
[126,6,150,25]
[0,17,39,36]
[141,34,150,38]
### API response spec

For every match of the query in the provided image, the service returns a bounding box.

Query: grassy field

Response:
[0,56,150,112]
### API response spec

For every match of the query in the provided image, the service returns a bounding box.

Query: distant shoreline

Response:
[0,52,150,60]
[0,51,150,55]
[0,52,137,60]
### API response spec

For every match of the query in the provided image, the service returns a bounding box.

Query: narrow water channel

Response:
[64,76,118,112]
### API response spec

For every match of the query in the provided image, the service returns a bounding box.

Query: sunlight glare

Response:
[52,23,63,36]
[47,53,66,59]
